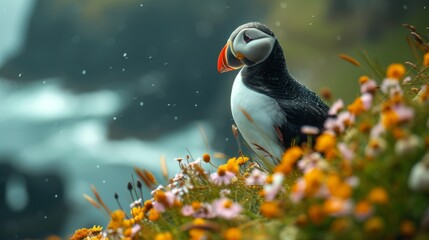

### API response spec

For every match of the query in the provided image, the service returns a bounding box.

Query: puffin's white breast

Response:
[230,70,285,167]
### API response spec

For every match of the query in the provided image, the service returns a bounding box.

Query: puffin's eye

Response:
[243,32,252,43]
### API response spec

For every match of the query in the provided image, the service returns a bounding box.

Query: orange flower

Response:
[148,208,160,221]
[304,168,325,196]
[368,187,389,204]
[364,217,384,234]
[400,220,415,237]
[323,198,350,216]
[354,201,373,220]
[348,97,365,115]
[327,174,352,199]
[202,153,211,163]
[308,205,325,224]
[155,232,174,240]
[381,109,399,128]
[330,218,350,233]
[424,52,429,66]
[225,158,239,174]
[260,201,282,218]
[281,146,303,166]
[224,228,242,240]
[315,133,336,153]
[359,75,369,84]
[386,63,406,79]
[236,156,249,165]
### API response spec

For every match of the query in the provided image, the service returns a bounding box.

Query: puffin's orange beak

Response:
[217,41,244,73]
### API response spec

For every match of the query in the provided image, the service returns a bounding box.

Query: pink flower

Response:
[361,93,373,110]
[329,99,344,115]
[245,169,267,186]
[212,198,242,219]
[360,79,377,94]
[297,152,324,173]
[210,170,235,186]
[290,178,305,203]
[263,173,284,201]
[181,202,215,219]
[381,78,402,95]
[393,105,414,122]
[370,123,385,138]
[301,125,320,135]
[324,117,345,133]
[337,143,354,162]
[153,191,179,212]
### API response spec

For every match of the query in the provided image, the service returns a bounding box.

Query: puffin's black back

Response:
[239,26,329,147]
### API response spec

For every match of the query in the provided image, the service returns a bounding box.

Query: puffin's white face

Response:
[218,27,275,73]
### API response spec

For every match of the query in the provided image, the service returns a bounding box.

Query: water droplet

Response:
[403,4,408,10]
[122,68,126,72]
[59,129,64,133]
[151,83,155,87]
[54,194,58,198]
[42,80,46,84]
[309,22,313,26]
[167,103,171,107]
[109,66,113,69]
[123,52,127,57]
[96,165,100,168]
[148,56,152,59]
[140,3,143,7]
[164,62,168,66]
[225,138,229,141]
[194,104,198,107]
[139,102,144,106]
[174,116,178,120]
[18,73,22,77]
[44,216,48,219]
[196,91,199,94]
[102,180,106,184]
[276,21,281,27]
[113,116,117,120]
[45,178,49,182]
[82,70,87,75]
[336,35,342,41]
[312,15,315,18]
[280,2,287,8]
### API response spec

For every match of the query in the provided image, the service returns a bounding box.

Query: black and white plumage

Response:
[218,22,329,169]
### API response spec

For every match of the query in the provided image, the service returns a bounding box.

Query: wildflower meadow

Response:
[71,25,429,240]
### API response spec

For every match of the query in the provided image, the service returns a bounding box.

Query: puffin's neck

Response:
[240,41,298,99]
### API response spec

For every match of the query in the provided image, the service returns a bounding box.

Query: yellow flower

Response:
[303,168,325,196]
[424,52,429,66]
[189,218,207,240]
[330,218,350,233]
[123,227,132,237]
[224,228,242,240]
[364,217,384,234]
[155,232,174,240]
[323,198,349,216]
[359,75,369,84]
[281,146,303,166]
[148,208,160,221]
[354,200,373,219]
[236,156,249,165]
[386,63,406,79]
[315,133,336,154]
[110,209,125,222]
[368,187,389,204]
[326,174,352,199]
[226,158,239,174]
[348,97,365,116]
[260,201,282,218]
[381,109,399,128]
[70,228,90,240]
[202,153,211,163]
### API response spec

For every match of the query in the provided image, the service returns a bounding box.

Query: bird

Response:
[217,22,329,170]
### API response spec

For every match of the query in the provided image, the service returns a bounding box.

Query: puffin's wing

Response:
[275,93,329,147]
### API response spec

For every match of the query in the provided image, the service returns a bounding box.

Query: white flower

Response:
[408,153,429,192]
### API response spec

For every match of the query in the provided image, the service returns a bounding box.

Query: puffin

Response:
[217,22,329,170]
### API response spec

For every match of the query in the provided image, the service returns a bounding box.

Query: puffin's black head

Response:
[218,22,277,73]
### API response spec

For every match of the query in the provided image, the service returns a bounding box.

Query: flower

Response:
[368,187,389,204]
[323,197,353,216]
[308,204,325,224]
[329,99,344,115]
[395,135,421,154]
[245,169,267,186]
[424,52,429,66]
[224,228,242,240]
[360,79,377,94]
[303,168,325,196]
[181,201,215,219]
[236,156,249,165]
[364,217,384,234]
[155,232,173,240]
[213,198,242,219]
[297,152,326,173]
[152,190,180,212]
[408,152,429,191]
[148,208,160,221]
[315,132,336,153]
[365,137,387,158]
[202,153,211,163]
[386,63,406,79]
[301,125,320,135]
[263,173,284,201]
[354,201,373,220]
[210,166,235,186]
[337,143,354,162]
[400,220,416,237]
[260,201,282,218]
